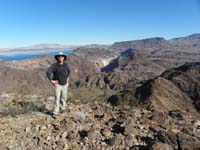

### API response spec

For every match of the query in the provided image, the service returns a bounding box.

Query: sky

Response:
[0,0,199,48]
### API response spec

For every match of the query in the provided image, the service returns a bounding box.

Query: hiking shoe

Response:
[60,110,67,114]
[51,114,57,119]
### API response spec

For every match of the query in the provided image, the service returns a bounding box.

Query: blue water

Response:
[0,50,74,61]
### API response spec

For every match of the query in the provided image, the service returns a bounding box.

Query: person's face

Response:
[58,56,65,62]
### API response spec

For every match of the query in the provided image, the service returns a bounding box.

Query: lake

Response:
[0,50,74,61]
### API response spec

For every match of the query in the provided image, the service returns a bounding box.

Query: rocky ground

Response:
[1,96,200,150]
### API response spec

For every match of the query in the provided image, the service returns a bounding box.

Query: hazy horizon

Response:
[0,32,199,49]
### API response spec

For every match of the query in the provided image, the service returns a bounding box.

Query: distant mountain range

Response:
[15,44,79,50]
[169,33,200,48]
[0,33,199,54]
[0,43,112,54]
[0,44,79,54]
[80,44,111,49]
[111,33,200,52]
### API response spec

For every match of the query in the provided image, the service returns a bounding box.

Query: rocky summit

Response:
[1,95,200,150]
[0,33,200,150]
[0,100,164,150]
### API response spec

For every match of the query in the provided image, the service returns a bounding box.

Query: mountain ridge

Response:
[111,33,200,51]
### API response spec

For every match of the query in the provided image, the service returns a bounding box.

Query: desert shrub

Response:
[69,86,108,104]
[107,89,136,107]
[17,85,34,95]
[0,100,45,117]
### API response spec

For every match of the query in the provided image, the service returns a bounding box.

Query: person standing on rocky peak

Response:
[46,52,71,118]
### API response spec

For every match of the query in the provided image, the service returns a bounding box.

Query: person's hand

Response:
[51,80,58,85]
[66,78,70,87]
[66,80,69,87]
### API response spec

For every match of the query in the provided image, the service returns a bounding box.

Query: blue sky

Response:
[0,0,199,48]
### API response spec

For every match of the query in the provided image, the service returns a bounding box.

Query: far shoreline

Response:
[0,49,74,55]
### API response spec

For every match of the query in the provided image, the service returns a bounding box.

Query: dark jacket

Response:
[46,62,70,85]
